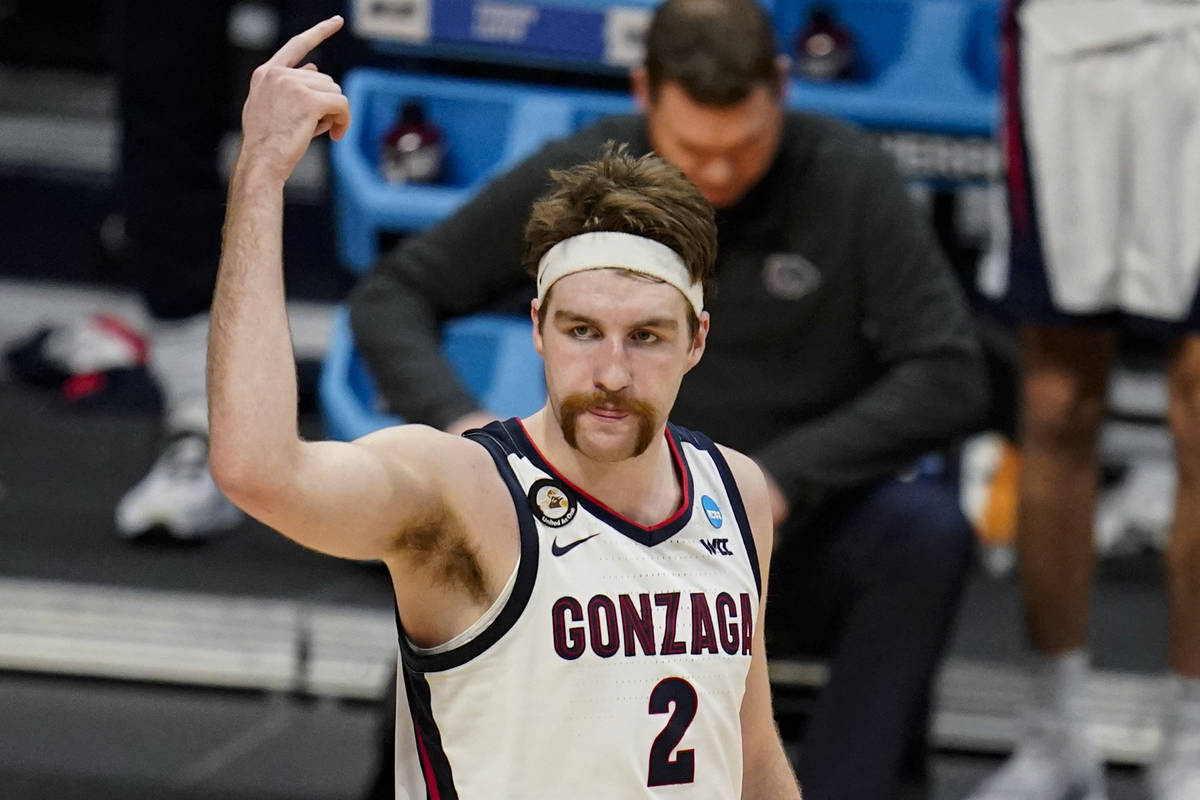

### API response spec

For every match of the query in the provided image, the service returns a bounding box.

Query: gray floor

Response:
[0,673,379,800]
[0,378,393,799]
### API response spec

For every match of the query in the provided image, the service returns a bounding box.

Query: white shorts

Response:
[1019,0,1200,321]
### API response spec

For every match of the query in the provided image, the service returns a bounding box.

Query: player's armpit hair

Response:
[390,501,488,604]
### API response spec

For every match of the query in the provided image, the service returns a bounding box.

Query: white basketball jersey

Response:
[391,418,762,800]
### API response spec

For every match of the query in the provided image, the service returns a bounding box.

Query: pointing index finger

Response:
[266,15,344,68]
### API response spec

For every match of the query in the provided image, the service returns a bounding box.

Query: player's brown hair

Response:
[523,143,717,331]
[643,0,782,106]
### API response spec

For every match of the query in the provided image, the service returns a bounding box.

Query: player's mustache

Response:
[560,390,655,419]
[559,390,658,457]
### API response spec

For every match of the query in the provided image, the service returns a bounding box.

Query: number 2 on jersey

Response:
[647,677,698,787]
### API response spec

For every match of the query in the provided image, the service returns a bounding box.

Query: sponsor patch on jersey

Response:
[528,478,578,528]
[701,495,723,529]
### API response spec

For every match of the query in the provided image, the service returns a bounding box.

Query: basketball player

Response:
[207,17,801,798]
[969,3,1200,799]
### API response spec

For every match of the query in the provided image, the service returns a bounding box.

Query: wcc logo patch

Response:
[528,479,578,528]
[700,538,733,556]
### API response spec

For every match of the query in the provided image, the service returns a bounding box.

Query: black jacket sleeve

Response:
[754,145,988,507]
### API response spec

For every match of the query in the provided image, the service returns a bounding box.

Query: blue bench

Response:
[330,69,632,273]
[319,308,544,442]
[347,0,1000,134]
[779,0,1000,136]
[349,0,664,73]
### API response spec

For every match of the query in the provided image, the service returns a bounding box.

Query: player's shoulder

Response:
[355,423,514,535]
[711,443,774,560]
[713,444,769,500]
[666,427,774,564]
[355,422,495,476]
[355,421,454,449]
[666,425,766,493]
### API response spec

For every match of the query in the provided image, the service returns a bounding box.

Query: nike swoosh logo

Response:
[551,533,600,557]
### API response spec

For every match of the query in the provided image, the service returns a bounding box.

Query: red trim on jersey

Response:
[516,419,691,532]
[415,726,442,800]
[1003,0,1029,233]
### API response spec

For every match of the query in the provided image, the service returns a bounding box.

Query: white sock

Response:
[1029,648,1090,726]
[1156,674,1200,785]
[149,313,210,436]
[1163,674,1200,743]
[1179,675,1200,706]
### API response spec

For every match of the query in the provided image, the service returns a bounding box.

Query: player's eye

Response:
[631,330,659,344]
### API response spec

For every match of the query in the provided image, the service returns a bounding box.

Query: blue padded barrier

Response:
[319,307,545,441]
[780,0,1000,136]
[319,308,396,442]
[331,68,632,273]
[348,1,999,137]
[350,0,664,73]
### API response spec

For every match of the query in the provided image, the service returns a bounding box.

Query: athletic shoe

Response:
[1150,765,1200,800]
[1150,723,1200,800]
[115,433,243,540]
[967,713,1107,800]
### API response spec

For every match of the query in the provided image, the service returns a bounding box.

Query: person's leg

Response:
[970,324,1113,800]
[1015,325,1113,654]
[110,0,243,539]
[770,477,972,800]
[114,0,233,327]
[1151,334,1200,800]
[1165,334,1200,676]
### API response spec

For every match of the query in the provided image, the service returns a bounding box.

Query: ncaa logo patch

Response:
[701,495,723,529]
[528,479,578,528]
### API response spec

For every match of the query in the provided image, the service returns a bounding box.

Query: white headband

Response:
[535,231,704,317]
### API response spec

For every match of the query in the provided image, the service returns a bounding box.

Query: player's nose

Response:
[593,340,633,393]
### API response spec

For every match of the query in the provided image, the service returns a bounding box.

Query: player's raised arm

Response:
[206,18,449,560]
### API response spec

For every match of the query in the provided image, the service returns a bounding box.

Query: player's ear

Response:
[631,66,652,111]
[774,55,792,100]
[685,311,710,372]
[531,298,545,356]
